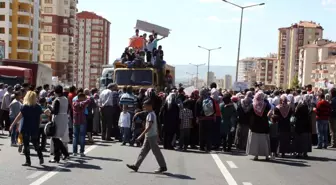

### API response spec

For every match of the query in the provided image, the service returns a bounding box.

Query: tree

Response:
[290,75,299,89]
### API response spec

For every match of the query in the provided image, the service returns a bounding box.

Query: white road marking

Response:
[29,145,97,185]
[27,171,44,179]
[211,154,238,185]
[243,182,253,185]
[226,161,238,169]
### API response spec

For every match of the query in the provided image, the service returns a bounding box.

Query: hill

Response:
[174,65,236,82]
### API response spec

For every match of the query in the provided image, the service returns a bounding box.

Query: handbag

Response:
[44,116,56,137]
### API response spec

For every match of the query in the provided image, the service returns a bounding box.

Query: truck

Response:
[113,21,175,91]
[0,59,53,87]
[99,65,114,91]
[0,66,33,86]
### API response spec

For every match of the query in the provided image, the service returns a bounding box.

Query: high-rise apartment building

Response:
[207,71,216,85]
[277,21,323,88]
[298,39,336,87]
[40,0,78,84]
[254,57,278,86]
[0,0,40,61]
[75,11,110,89]
[224,74,232,89]
[237,58,257,87]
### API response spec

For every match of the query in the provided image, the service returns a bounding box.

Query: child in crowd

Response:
[119,105,131,146]
[9,91,22,146]
[178,100,193,151]
[38,98,49,152]
[269,111,279,159]
[72,93,91,157]
[132,109,146,147]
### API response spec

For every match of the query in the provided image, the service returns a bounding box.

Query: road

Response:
[1,132,336,185]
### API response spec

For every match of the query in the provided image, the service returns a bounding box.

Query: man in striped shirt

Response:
[119,86,138,115]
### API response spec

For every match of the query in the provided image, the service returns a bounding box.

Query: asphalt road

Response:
[1,131,336,185]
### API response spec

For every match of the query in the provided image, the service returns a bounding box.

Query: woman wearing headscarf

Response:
[189,90,199,149]
[195,88,216,152]
[211,88,221,150]
[246,92,271,160]
[159,93,180,149]
[46,85,69,163]
[92,93,101,134]
[287,94,295,111]
[235,92,253,151]
[272,94,292,157]
[293,94,312,158]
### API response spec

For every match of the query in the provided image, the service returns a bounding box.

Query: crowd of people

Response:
[0,81,336,172]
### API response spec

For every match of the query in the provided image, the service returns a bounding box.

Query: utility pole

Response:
[198,46,221,86]
[190,63,205,89]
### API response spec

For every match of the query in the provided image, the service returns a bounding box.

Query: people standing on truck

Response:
[39,84,49,99]
[1,86,14,132]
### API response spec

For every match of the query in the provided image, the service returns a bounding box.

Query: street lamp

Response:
[186,72,195,86]
[198,46,222,87]
[190,63,206,89]
[222,0,265,82]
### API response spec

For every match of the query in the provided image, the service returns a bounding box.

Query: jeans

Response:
[329,117,336,147]
[316,120,329,148]
[10,118,18,144]
[73,124,86,154]
[120,127,131,143]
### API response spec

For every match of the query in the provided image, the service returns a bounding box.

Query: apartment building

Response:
[75,11,110,89]
[237,58,257,87]
[223,74,232,89]
[299,39,336,87]
[0,0,40,61]
[277,21,323,88]
[207,71,216,84]
[254,57,278,86]
[40,0,78,84]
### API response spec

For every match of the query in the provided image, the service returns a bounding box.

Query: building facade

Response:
[75,11,110,89]
[207,71,216,85]
[277,21,323,88]
[237,58,257,87]
[223,74,232,89]
[40,0,78,84]
[299,39,336,87]
[254,57,278,86]
[0,0,40,61]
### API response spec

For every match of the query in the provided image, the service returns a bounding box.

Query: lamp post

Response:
[186,72,195,86]
[189,63,205,89]
[198,46,221,87]
[222,0,265,82]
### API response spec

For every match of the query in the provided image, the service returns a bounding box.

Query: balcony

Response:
[17,34,30,41]
[18,9,31,16]
[312,69,319,73]
[322,69,328,73]
[18,0,33,5]
[17,48,31,53]
[18,21,31,28]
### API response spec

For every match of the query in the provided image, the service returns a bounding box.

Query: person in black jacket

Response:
[195,88,216,152]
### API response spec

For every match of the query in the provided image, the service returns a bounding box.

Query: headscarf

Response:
[241,95,252,113]
[93,93,99,99]
[246,91,253,99]
[301,94,311,105]
[211,88,219,102]
[166,93,176,109]
[276,94,290,118]
[287,94,294,104]
[253,92,266,117]
[191,90,199,100]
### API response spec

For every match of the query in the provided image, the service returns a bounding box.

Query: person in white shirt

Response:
[0,83,5,109]
[272,91,280,106]
[119,105,131,146]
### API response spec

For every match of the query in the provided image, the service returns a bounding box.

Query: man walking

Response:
[1,86,13,131]
[126,99,167,173]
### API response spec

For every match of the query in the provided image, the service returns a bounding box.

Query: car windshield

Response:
[115,70,153,86]
[100,78,113,88]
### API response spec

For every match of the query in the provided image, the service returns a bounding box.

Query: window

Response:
[63,28,67,33]
[0,15,4,21]
[44,16,52,23]
[44,7,52,13]
[0,2,5,8]
[43,36,52,41]
[43,54,51,60]
[45,0,53,3]
[0,27,5,34]
[64,0,68,5]
[63,46,67,51]
[63,18,68,24]
[43,45,52,51]
[43,25,52,32]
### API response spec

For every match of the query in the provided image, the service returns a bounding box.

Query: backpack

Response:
[202,98,215,116]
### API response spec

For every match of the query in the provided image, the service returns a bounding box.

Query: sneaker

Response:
[18,145,23,153]
[72,153,78,157]
[11,143,17,147]
[154,167,167,173]
[126,164,138,172]
[80,153,86,157]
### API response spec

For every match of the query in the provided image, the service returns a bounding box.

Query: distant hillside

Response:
[174,65,236,82]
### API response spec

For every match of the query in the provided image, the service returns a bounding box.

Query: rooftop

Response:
[312,56,336,64]
[279,20,323,30]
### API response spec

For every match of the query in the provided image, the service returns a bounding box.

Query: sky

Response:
[78,0,336,67]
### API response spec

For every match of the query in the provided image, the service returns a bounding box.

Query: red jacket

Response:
[315,100,331,120]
